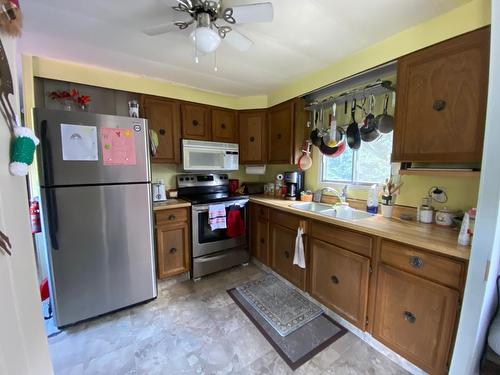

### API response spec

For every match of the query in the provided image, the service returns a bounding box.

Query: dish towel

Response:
[208,204,227,231]
[227,207,246,238]
[293,227,306,269]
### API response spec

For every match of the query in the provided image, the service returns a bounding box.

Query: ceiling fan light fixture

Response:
[191,26,221,54]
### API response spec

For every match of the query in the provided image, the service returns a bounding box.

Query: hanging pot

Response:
[376,93,394,134]
[360,95,380,142]
[346,99,361,150]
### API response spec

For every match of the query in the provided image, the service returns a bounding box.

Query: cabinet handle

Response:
[260,238,265,245]
[403,311,416,324]
[277,133,282,140]
[159,128,166,135]
[330,275,339,284]
[249,136,255,142]
[193,120,199,127]
[168,215,176,221]
[433,100,446,111]
[409,256,424,269]
[170,247,177,254]
[221,123,226,129]
[284,250,290,258]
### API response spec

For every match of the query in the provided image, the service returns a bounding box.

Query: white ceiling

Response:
[19,0,471,97]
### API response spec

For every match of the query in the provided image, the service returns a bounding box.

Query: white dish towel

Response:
[208,203,227,231]
[293,227,306,269]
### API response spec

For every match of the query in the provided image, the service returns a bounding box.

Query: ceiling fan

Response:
[142,0,274,55]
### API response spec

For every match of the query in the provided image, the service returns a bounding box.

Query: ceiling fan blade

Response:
[226,2,273,24]
[224,30,254,52]
[142,23,180,36]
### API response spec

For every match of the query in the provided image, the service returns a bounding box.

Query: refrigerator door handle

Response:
[40,120,54,186]
[46,189,60,250]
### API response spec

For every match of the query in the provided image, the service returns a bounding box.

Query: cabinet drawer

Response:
[270,209,301,231]
[380,240,464,289]
[155,208,188,226]
[311,222,372,258]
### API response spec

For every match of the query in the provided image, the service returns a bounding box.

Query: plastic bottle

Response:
[458,212,471,246]
[366,184,379,214]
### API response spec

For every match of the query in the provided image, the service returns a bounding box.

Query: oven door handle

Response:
[192,200,248,212]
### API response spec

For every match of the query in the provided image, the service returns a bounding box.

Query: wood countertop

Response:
[249,196,471,261]
[153,199,191,211]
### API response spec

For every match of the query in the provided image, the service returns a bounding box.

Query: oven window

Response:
[198,206,246,243]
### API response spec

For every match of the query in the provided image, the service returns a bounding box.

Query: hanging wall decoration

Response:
[0,0,22,37]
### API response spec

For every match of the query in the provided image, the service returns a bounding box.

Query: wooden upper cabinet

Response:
[310,238,370,330]
[211,108,237,142]
[141,96,181,164]
[373,265,459,375]
[181,103,211,140]
[268,101,294,164]
[393,27,490,163]
[239,110,267,164]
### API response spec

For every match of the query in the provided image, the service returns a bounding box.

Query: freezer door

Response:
[35,108,150,186]
[41,183,157,327]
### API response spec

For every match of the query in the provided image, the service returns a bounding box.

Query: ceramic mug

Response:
[381,204,393,218]
[436,209,454,226]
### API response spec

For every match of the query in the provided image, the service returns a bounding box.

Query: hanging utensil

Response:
[346,99,361,150]
[310,107,323,147]
[322,102,337,147]
[360,94,381,142]
[376,93,395,133]
[297,140,313,171]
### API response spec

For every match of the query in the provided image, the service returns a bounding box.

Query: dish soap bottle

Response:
[366,184,379,214]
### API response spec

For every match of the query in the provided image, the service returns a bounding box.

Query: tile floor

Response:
[48,264,409,374]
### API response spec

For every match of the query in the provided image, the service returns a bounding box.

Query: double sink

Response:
[289,202,374,221]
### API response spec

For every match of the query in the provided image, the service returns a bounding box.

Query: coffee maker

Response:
[284,171,304,200]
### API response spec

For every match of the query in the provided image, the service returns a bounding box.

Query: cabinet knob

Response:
[409,256,424,269]
[170,247,177,254]
[433,100,446,111]
[284,250,290,258]
[330,275,339,284]
[249,136,255,142]
[403,311,416,324]
[159,129,166,135]
[277,133,282,140]
[193,120,199,127]
[168,215,176,221]
[221,123,226,129]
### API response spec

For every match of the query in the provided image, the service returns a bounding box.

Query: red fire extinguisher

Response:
[30,199,41,234]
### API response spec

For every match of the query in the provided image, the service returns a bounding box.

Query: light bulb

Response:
[190,27,221,54]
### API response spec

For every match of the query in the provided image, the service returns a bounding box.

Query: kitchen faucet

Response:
[313,186,348,204]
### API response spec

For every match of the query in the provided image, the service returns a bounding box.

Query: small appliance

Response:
[182,139,239,171]
[284,171,304,200]
[152,180,167,202]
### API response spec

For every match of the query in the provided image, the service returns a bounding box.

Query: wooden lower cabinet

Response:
[250,204,270,265]
[373,265,460,374]
[310,238,370,329]
[155,208,190,279]
[270,222,306,290]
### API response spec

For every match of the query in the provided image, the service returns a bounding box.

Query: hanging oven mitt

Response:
[293,227,306,269]
[149,129,159,157]
[9,126,39,176]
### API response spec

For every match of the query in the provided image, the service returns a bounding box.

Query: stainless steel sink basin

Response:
[321,208,375,221]
[289,202,332,213]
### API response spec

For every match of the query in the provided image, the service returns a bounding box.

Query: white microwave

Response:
[182,139,239,171]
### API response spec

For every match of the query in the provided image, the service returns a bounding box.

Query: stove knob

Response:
[179,177,184,181]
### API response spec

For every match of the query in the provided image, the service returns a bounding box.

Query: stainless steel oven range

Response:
[177,174,249,279]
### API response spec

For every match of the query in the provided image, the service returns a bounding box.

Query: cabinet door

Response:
[156,223,190,279]
[181,103,211,140]
[255,218,270,266]
[212,109,237,143]
[239,110,267,164]
[141,96,181,163]
[270,223,305,290]
[393,27,490,163]
[310,239,370,329]
[268,102,293,164]
[373,265,459,374]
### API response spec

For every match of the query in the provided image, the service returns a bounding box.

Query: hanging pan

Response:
[346,99,361,150]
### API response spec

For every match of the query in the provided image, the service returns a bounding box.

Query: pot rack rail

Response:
[304,79,396,112]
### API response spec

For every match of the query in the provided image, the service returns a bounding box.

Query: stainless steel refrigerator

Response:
[35,108,157,328]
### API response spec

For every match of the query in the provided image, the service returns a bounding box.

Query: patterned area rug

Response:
[235,274,323,337]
